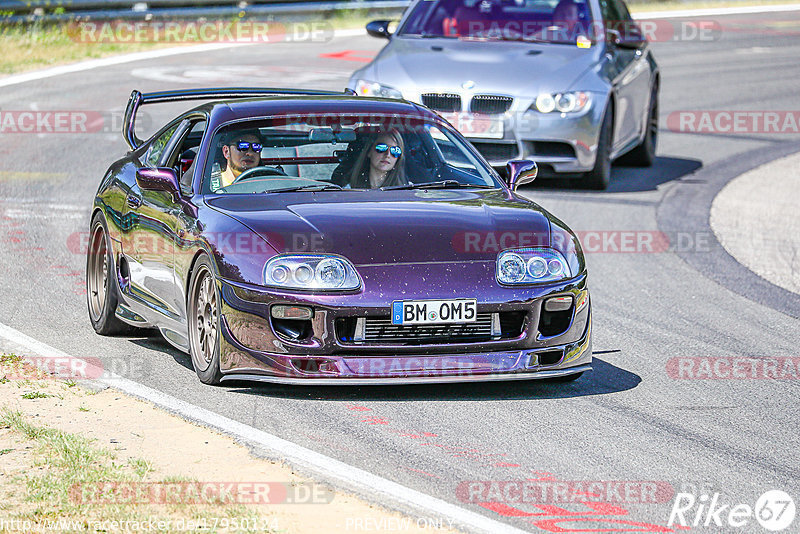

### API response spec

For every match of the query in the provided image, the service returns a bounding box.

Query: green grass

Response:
[0,407,270,531]
[21,391,52,400]
[0,21,169,75]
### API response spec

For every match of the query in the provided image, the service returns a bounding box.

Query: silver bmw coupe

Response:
[349,0,659,189]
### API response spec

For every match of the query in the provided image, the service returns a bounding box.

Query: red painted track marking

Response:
[404,467,441,479]
[319,50,375,62]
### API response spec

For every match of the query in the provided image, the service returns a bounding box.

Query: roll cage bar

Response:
[123,87,357,150]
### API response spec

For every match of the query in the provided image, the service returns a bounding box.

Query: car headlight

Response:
[532,92,591,113]
[497,248,572,285]
[354,79,404,99]
[264,255,361,290]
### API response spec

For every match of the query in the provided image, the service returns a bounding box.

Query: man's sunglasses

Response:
[374,144,402,157]
[233,141,262,152]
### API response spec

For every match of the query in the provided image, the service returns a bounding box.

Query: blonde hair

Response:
[349,129,406,188]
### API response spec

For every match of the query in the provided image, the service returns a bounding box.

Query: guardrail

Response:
[1,0,411,23]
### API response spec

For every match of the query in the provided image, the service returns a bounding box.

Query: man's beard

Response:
[229,159,252,174]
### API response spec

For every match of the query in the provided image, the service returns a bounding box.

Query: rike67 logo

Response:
[668,490,796,531]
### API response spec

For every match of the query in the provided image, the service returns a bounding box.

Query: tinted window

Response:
[145,124,179,167]
[203,114,502,194]
[398,0,594,44]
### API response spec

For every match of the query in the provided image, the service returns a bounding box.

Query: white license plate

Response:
[391,299,477,325]
[440,112,504,139]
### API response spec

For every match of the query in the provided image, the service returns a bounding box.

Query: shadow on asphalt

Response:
[223,357,640,401]
[523,155,702,193]
[128,333,194,373]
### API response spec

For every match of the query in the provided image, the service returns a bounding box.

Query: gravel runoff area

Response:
[711,151,800,295]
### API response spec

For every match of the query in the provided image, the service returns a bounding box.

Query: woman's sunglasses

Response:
[374,144,402,157]
[234,141,262,152]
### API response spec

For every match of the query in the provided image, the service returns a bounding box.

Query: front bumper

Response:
[405,88,606,173]
[215,263,592,385]
[465,107,604,173]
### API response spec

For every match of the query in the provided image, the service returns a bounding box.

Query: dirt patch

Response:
[0,355,462,533]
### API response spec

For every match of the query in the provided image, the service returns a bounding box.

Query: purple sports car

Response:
[87,88,591,385]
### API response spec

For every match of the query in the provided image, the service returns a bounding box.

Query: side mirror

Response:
[366,20,393,39]
[606,27,645,49]
[506,160,538,191]
[136,167,180,197]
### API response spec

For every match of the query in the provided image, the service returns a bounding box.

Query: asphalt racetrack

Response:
[1,9,799,533]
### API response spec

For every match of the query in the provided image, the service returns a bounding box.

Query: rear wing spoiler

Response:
[122,87,357,150]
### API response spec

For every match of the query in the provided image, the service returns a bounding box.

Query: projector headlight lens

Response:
[532,91,591,113]
[264,255,361,290]
[497,248,572,285]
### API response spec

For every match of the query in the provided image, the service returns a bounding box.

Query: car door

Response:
[600,0,652,153]
[120,119,184,320]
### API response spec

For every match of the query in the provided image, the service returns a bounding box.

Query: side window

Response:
[145,124,180,167]
[174,120,207,195]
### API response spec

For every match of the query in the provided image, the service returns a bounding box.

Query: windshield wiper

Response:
[383,180,496,190]
[266,183,344,194]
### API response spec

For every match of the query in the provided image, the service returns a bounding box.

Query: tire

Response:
[619,83,658,167]
[545,371,584,383]
[187,255,223,385]
[86,213,135,335]
[584,103,613,190]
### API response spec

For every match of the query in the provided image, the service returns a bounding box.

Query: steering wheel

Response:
[232,165,287,183]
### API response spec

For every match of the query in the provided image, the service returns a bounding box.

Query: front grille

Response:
[337,312,526,345]
[421,93,462,113]
[470,95,513,114]
[472,142,520,162]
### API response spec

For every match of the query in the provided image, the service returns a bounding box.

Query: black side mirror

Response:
[366,20,393,39]
[505,160,538,191]
[606,26,645,49]
[136,167,180,197]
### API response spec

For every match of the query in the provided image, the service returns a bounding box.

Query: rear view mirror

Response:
[309,128,335,142]
[335,129,357,143]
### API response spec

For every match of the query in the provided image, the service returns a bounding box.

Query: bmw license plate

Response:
[391,299,477,325]
[440,112,504,139]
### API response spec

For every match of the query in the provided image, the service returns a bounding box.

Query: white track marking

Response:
[0,320,529,534]
[0,29,363,90]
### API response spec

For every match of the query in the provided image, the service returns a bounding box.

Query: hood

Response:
[205,189,552,265]
[371,37,600,97]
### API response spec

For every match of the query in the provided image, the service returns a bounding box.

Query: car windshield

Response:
[203,113,503,194]
[398,0,595,44]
